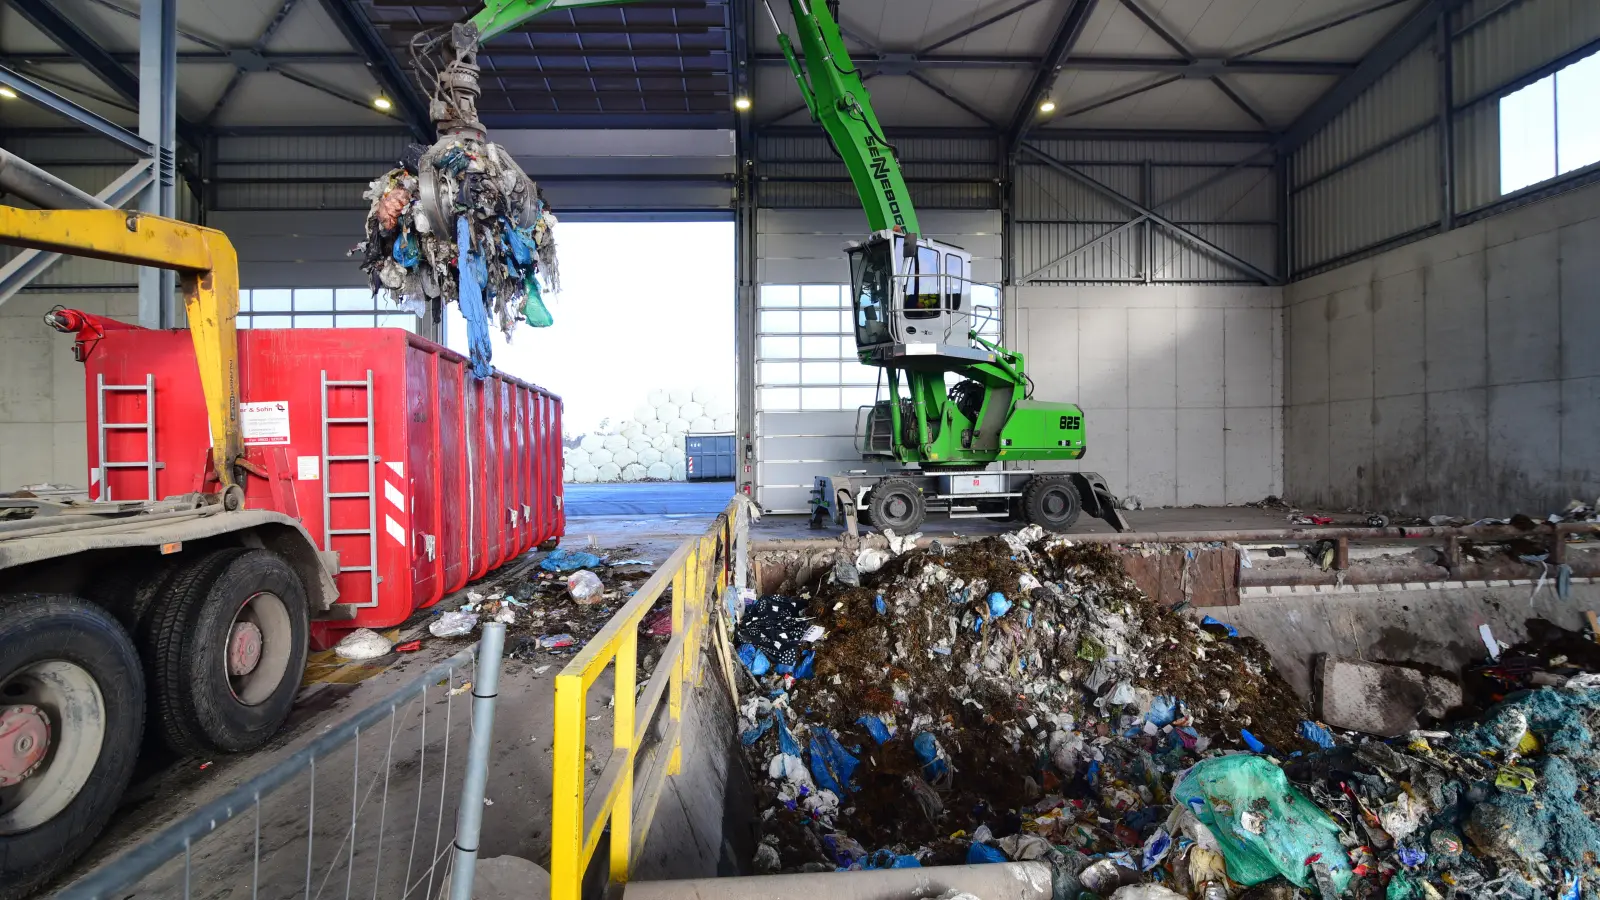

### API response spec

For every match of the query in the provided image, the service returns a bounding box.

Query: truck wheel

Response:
[1022,475,1081,531]
[145,549,310,755]
[0,593,144,900]
[867,479,926,533]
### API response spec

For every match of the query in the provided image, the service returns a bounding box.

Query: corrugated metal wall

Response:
[1291,0,1600,277]
[755,133,1001,210]
[1014,138,1278,285]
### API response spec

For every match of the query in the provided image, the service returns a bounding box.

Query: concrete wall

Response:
[1283,180,1600,516]
[0,291,133,491]
[1008,284,1284,506]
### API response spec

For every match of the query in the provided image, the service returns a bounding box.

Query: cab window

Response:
[945,253,964,311]
[905,246,941,319]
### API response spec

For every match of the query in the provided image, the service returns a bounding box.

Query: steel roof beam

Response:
[0,65,153,155]
[9,0,201,149]
[1007,0,1098,147]
[3,51,367,64]
[750,53,1355,74]
[316,0,431,141]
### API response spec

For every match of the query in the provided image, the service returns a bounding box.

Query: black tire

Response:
[867,479,927,533]
[1022,475,1082,531]
[0,593,144,900]
[144,549,310,755]
[85,557,181,636]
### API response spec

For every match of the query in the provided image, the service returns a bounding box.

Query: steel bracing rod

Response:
[316,0,431,139]
[749,53,1356,74]
[206,0,302,122]
[1052,74,1181,120]
[0,160,154,307]
[908,71,1001,130]
[1234,0,1415,59]
[1018,216,1144,283]
[1116,0,1272,130]
[1019,143,1279,285]
[1007,0,1097,146]
[0,65,153,155]
[920,0,1049,54]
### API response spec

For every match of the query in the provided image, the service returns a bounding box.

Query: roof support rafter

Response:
[315,0,432,140]
[1007,0,1098,146]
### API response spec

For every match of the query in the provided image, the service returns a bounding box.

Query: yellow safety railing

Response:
[550,496,750,900]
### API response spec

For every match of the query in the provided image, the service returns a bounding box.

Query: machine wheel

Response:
[1022,475,1082,531]
[0,593,144,900]
[867,479,926,533]
[144,549,310,755]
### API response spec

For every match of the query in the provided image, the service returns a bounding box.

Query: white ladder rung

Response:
[326,417,371,424]
[103,460,156,468]
[326,454,374,462]
[325,380,371,388]
[327,491,371,499]
[321,368,381,610]
[327,528,371,535]
[102,422,151,430]
[102,384,152,392]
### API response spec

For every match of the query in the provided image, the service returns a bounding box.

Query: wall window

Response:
[1500,50,1600,195]
[237,288,418,331]
[757,282,1000,412]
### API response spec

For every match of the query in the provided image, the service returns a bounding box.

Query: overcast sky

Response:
[445,220,735,435]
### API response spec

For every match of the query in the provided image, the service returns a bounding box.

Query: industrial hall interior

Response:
[3,0,1600,898]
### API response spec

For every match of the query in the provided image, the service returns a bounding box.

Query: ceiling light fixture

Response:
[1039,99,1057,113]
[373,96,393,111]
[0,87,17,100]
[734,96,752,111]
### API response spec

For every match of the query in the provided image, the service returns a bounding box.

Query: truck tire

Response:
[0,593,144,900]
[144,549,310,755]
[867,479,926,533]
[1021,475,1082,531]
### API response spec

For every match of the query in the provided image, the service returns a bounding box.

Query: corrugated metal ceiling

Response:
[0,0,1425,134]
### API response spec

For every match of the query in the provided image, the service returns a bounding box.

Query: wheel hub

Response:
[0,705,50,787]
[229,621,264,676]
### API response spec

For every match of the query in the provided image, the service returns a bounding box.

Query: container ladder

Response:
[321,370,380,609]
[95,373,161,500]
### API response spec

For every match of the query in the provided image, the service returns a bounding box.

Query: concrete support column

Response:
[139,0,178,328]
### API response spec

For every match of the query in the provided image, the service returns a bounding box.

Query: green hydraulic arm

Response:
[461,0,919,236]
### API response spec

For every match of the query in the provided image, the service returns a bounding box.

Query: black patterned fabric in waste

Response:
[734,594,811,666]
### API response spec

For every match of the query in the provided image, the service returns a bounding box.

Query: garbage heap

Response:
[352,136,559,377]
[730,527,1600,899]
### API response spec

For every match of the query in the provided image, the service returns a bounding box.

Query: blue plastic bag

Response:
[539,548,604,572]
[1147,695,1178,727]
[809,727,859,795]
[455,217,494,378]
[913,732,949,780]
[863,850,921,869]
[966,842,1008,865]
[987,592,1011,617]
[1299,720,1336,749]
[795,650,816,679]
[737,643,771,676]
[1239,729,1266,753]
[740,716,774,746]
[1201,615,1240,637]
[857,715,893,744]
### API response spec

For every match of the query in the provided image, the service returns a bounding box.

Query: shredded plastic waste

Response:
[333,627,394,660]
[429,610,478,638]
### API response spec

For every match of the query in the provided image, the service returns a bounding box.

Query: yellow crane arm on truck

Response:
[0,206,246,501]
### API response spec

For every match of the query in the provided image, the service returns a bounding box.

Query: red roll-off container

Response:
[73,320,564,646]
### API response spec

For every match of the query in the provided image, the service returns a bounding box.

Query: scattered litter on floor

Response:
[333,627,394,660]
[731,525,1600,898]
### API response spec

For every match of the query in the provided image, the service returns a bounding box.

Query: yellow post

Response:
[549,674,587,900]
[668,564,686,776]
[610,632,637,882]
[182,236,242,489]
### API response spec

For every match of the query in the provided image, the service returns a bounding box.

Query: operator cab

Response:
[846,231,995,371]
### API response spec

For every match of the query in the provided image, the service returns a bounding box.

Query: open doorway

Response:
[444,219,736,516]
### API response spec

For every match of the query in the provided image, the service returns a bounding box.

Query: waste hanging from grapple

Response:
[728,527,1600,898]
[351,135,559,377]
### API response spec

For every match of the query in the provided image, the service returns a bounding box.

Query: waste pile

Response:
[351,136,560,377]
[564,386,735,484]
[730,526,1600,898]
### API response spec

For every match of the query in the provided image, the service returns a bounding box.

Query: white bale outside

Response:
[651,434,672,451]
[597,462,621,482]
[672,434,687,450]
[574,464,598,483]
[588,448,614,466]
[714,414,734,431]
[621,424,643,441]
[580,435,603,453]
[563,465,574,482]
[705,398,731,417]
[613,448,638,468]
[621,463,646,482]
[647,461,672,480]
[668,388,692,405]
[567,447,591,468]
[692,385,715,403]
[643,420,665,437]
[646,390,667,407]
[603,434,628,452]
[666,418,690,435]
[679,401,705,420]
[664,447,686,466]
[627,437,652,454]
[633,405,656,423]
[670,462,686,481]
[654,403,679,423]
[638,447,661,466]
[690,416,715,433]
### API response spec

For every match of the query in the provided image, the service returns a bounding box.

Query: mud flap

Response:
[1071,472,1131,533]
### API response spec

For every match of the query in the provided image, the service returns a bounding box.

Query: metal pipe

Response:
[619,862,1055,900]
[448,621,506,900]
[0,148,108,210]
[1239,559,1600,587]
